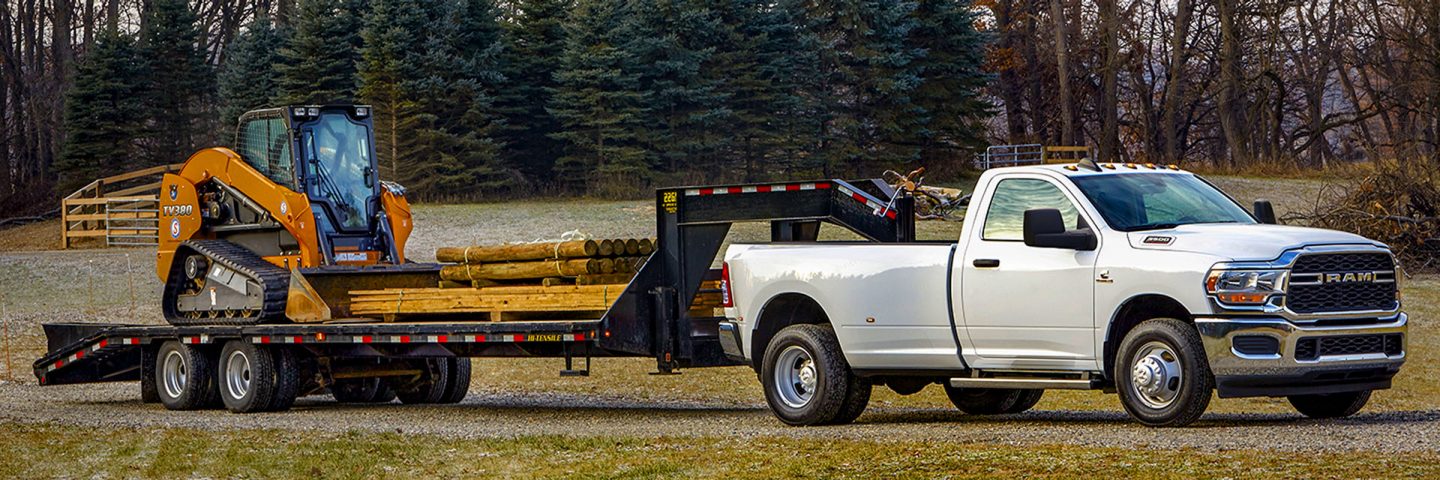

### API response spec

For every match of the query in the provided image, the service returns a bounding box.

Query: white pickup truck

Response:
[717,163,1407,427]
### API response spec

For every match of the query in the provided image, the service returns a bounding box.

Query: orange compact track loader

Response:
[157,105,439,325]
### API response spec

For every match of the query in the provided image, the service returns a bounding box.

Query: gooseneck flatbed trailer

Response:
[35,179,915,411]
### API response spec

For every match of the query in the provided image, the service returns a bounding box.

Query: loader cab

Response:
[234,105,393,265]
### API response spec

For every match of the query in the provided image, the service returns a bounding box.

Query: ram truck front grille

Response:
[1294,333,1403,361]
[1286,253,1398,314]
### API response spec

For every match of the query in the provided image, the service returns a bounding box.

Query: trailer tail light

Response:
[720,262,734,308]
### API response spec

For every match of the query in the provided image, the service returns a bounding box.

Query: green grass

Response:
[2,422,1435,479]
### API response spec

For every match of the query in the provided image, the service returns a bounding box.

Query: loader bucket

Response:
[295,264,443,319]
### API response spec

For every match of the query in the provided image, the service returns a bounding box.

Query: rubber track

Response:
[165,239,290,326]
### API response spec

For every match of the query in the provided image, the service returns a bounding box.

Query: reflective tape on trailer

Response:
[683,182,831,197]
[835,184,899,219]
[43,331,593,374]
[242,331,590,346]
[46,337,140,373]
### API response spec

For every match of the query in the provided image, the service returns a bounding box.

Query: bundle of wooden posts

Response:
[433,238,654,287]
[349,237,692,322]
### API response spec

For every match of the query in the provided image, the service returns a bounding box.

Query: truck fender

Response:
[1101,293,1194,379]
[749,292,831,371]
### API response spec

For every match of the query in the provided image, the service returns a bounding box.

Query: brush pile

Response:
[1285,167,1440,270]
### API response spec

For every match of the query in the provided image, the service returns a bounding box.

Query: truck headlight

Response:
[1205,269,1287,305]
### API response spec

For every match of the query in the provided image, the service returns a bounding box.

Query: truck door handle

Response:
[973,259,1000,268]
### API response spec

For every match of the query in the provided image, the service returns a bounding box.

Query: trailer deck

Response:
[34,178,916,412]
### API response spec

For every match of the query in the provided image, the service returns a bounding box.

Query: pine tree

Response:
[549,0,650,193]
[496,0,571,183]
[139,0,216,166]
[358,0,428,179]
[907,0,992,165]
[441,0,515,195]
[219,19,289,127]
[399,0,515,199]
[56,30,150,193]
[805,0,925,176]
[629,0,730,178]
[714,0,822,180]
[278,0,366,104]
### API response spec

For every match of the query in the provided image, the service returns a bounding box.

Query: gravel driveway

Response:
[3,380,1437,454]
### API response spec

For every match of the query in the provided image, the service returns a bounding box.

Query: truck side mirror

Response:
[1253,200,1277,224]
[1023,208,1097,251]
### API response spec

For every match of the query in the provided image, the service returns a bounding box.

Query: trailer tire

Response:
[761,324,863,426]
[1115,318,1213,427]
[395,359,451,405]
[439,358,472,404]
[1289,390,1371,419]
[265,347,300,412]
[140,345,160,404]
[155,341,219,411]
[218,341,278,413]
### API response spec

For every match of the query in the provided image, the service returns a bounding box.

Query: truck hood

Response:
[1126,223,1385,261]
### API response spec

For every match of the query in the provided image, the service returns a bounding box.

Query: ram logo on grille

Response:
[1322,271,1378,284]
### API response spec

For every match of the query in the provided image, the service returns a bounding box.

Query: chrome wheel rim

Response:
[225,350,252,400]
[1129,341,1183,409]
[162,350,187,399]
[774,345,818,409]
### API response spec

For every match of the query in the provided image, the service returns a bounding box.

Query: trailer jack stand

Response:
[560,344,590,377]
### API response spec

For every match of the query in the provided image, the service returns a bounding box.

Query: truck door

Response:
[959,175,1098,369]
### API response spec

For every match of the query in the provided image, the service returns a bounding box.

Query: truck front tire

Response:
[761,324,867,426]
[1115,318,1213,427]
[1289,390,1371,418]
[155,341,219,411]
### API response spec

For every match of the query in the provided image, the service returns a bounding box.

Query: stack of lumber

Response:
[348,237,716,322]
[433,238,654,287]
[349,280,724,321]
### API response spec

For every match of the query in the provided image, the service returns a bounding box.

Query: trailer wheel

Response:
[761,324,864,426]
[395,359,451,405]
[1115,318,1213,427]
[155,341,219,410]
[218,341,279,413]
[265,347,300,412]
[1289,390,1371,419]
[438,358,472,404]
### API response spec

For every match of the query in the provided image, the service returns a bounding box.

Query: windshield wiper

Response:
[1125,223,1180,232]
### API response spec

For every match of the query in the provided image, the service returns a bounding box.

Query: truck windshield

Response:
[1071,173,1256,232]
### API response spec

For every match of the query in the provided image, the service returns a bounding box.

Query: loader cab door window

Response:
[302,112,375,232]
[236,117,296,189]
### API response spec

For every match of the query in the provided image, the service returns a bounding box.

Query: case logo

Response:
[168,184,178,200]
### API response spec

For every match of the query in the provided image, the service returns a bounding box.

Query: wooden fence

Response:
[60,164,184,249]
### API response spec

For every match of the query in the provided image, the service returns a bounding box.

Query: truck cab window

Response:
[235,117,295,189]
[982,178,1081,241]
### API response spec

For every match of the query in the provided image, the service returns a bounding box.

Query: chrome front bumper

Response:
[1195,313,1407,398]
